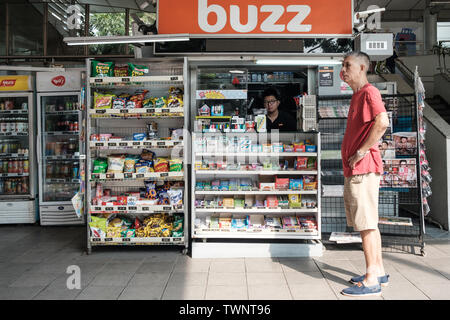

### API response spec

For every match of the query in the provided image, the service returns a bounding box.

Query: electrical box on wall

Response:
[354,33,393,61]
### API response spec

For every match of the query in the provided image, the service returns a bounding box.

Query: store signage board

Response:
[319,66,334,87]
[158,0,353,37]
[0,75,31,91]
[36,71,82,92]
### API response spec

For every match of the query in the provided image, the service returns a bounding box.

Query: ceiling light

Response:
[64,34,190,46]
[229,70,245,74]
[255,59,342,66]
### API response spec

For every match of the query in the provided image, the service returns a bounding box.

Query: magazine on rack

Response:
[381,158,417,188]
[329,232,362,243]
[378,216,413,226]
[393,132,417,157]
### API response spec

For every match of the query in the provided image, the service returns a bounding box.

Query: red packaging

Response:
[296,157,308,170]
[293,143,306,152]
[266,195,278,208]
[275,177,289,190]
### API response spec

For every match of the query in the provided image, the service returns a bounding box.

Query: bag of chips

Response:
[140,149,155,161]
[128,63,149,77]
[94,92,114,109]
[169,159,183,172]
[167,188,183,206]
[154,158,169,172]
[143,98,155,108]
[93,158,108,173]
[113,65,129,77]
[91,60,114,77]
[154,97,167,108]
[124,156,138,173]
[127,90,148,109]
[107,155,125,173]
[112,97,127,109]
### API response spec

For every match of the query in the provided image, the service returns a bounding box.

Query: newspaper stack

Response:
[322,185,344,197]
[329,232,362,244]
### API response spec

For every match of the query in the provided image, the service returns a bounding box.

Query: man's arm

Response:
[348,112,390,170]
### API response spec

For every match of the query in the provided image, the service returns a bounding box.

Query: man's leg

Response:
[360,229,381,286]
[375,228,386,276]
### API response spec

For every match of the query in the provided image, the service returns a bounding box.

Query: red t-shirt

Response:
[341,83,386,177]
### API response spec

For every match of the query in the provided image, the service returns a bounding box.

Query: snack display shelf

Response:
[86,58,188,254]
[195,152,317,157]
[195,190,317,195]
[195,208,318,213]
[0,173,29,178]
[195,170,318,175]
[90,140,183,149]
[90,236,184,245]
[90,204,183,214]
[90,171,184,181]
[193,229,319,239]
[0,153,28,159]
[89,75,184,85]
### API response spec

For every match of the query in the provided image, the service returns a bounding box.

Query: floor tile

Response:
[0,286,46,300]
[102,262,143,274]
[119,285,165,300]
[9,272,59,288]
[278,258,320,273]
[207,272,247,286]
[245,261,283,273]
[205,285,248,300]
[283,271,326,284]
[381,281,430,300]
[32,287,82,300]
[248,284,292,300]
[127,273,171,287]
[210,261,246,273]
[413,282,450,300]
[136,262,175,274]
[162,285,206,300]
[174,261,210,273]
[89,272,134,287]
[76,285,124,300]
[167,272,208,287]
[246,272,287,286]
[289,282,337,300]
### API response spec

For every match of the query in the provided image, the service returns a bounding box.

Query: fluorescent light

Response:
[256,59,342,66]
[229,70,245,74]
[64,34,190,46]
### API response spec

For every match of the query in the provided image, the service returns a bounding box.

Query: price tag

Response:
[92,237,101,242]
[105,238,113,242]
[163,206,171,211]
[143,142,152,146]
[287,229,296,233]
[120,109,128,114]
[108,142,117,147]
[136,173,144,178]
[160,172,168,177]
[142,207,150,211]
[95,142,104,147]
[17,173,23,177]
[117,207,127,211]
[124,173,132,179]
[173,237,182,241]
[161,238,171,242]
[122,238,131,242]
[105,207,114,211]
[2,173,8,177]
[119,142,128,147]
[121,78,131,82]
[106,173,115,179]
[94,207,101,211]
[146,108,155,113]
[162,109,170,113]
[3,153,11,157]
[96,109,106,114]
[170,76,179,81]
[128,206,137,211]
[157,142,165,146]
[91,174,99,179]
[132,142,140,146]
[94,78,103,83]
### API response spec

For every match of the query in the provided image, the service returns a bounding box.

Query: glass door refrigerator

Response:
[36,71,85,225]
[0,75,36,224]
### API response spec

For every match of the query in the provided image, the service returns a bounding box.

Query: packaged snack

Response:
[169,87,183,98]
[272,142,284,153]
[90,226,105,238]
[91,60,114,77]
[305,144,317,153]
[298,216,317,230]
[90,215,107,233]
[219,217,232,229]
[211,180,220,191]
[219,180,229,191]
[140,149,155,161]
[167,188,183,206]
[107,155,125,173]
[128,90,148,109]
[109,217,123,228]
[275,177,290,190]
[211,104,224,116]
[94,92,114,109]
[106,226,122,238]
[289,194,302,208]
[303,175,315,184]
[93,158,108,173]
[304,181,318,191]
[196,181,205,190]
[293,142,306,152]
[128,63,149,77]
[147,122,158,139]
[169,159,183,172]
[223,198,234,208]
[249,215,264,229]
[154,158,169,172]
[172,214,184,237]
[99,134,112,141]
[145,181,157,199]
[121,229,136,238]
[135,160,151,173]
[265,217,282,229]
[284,144,294,152]
[143,98,155,108]
[113,65,129,77]
[307,157,317,169]
[95,183,103,199]
[266,196,278,207]
[155,97,167,108]
[231,216,248,229]
[112,97,127,109]
[133,133,146,141]
[289,178,303,190]
[124,156,138,173]
[127,196,137,206]
[234,199,244,208]
[167,96,183,109]
[282,216,300,229]
[295,157,308,170]
[259,183,275,191]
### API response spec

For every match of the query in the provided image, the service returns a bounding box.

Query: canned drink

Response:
[18,160,23,174]
[23,160,29,173]
[69,122,74,132]
[5,180,11,193]
[13,160,18,173]
[3,160,8,173]
[74,122,79,132]
[46,163,53,178]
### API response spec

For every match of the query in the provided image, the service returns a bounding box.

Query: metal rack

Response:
[191,131,322,258]
[318,93,426,255]
[85,58,189,254]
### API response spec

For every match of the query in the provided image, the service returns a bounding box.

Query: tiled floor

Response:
[0,225,449,300]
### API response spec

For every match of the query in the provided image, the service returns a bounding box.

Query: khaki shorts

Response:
[344,172,381,232]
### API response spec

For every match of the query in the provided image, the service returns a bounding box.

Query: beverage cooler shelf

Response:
[0,132,28,136]
[0,110,28,115]
[45,155,84,160]
[0,153,28,159]
[0,173,29,178]
[195,170,318,176]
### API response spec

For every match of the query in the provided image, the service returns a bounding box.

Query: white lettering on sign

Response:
[66,5,82,30]
[0,80,16,87]
[198,0,312,33]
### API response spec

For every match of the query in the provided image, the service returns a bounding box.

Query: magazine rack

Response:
[317,93,426,256]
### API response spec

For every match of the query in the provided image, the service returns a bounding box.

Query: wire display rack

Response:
[318,93,426,255]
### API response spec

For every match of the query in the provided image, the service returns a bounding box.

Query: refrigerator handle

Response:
[36,131,41,165]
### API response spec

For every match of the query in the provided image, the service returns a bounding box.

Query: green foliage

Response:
[89,12,126,55]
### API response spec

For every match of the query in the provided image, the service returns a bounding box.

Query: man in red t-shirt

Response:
[340,52,391,298]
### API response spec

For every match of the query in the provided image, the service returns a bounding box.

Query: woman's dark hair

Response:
[262,88,281,101]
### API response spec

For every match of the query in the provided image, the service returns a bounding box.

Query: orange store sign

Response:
[0,76,31,91]
[158,0,353,37]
